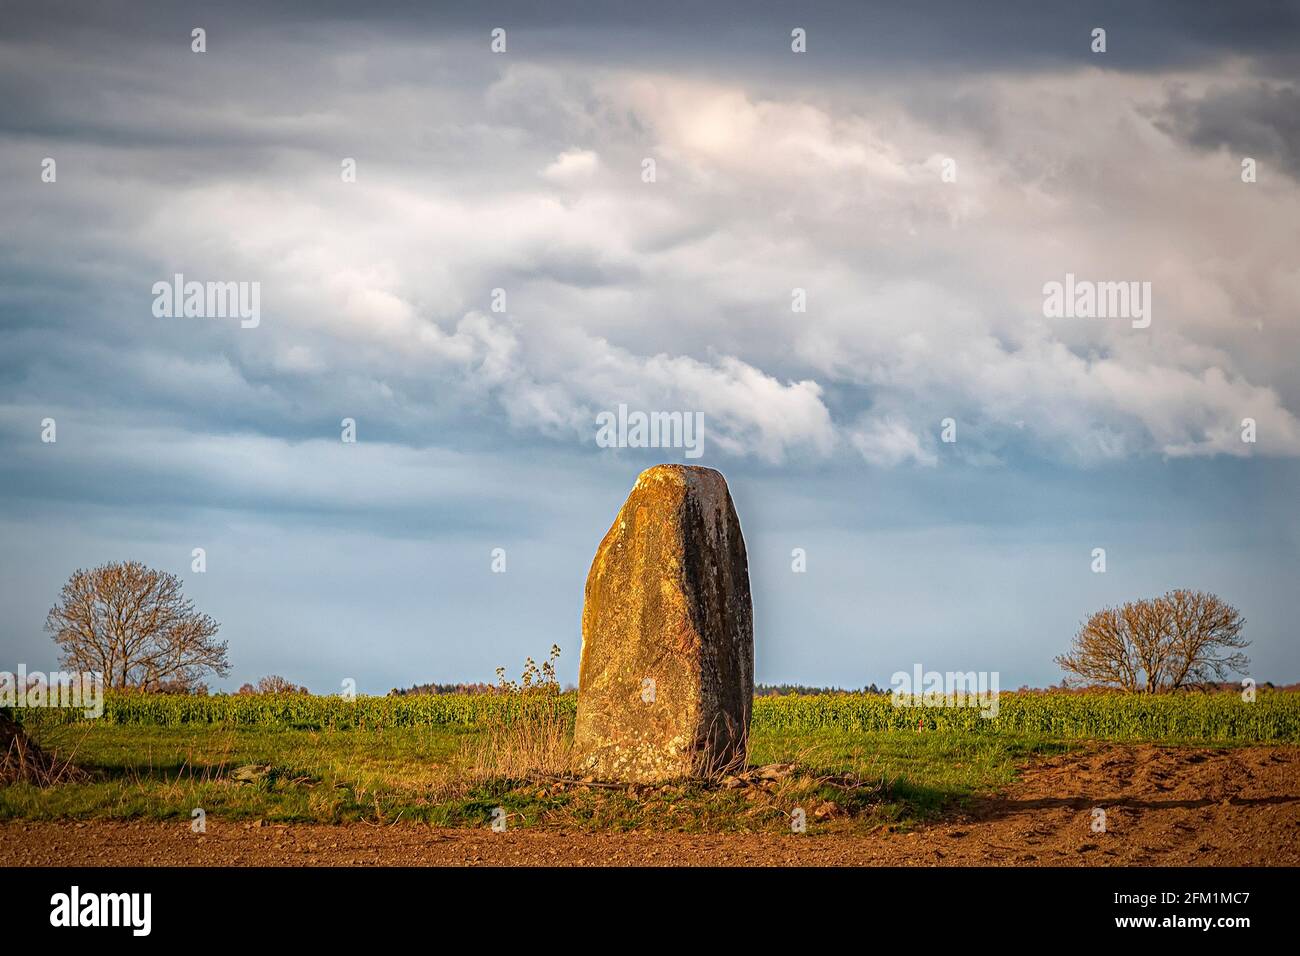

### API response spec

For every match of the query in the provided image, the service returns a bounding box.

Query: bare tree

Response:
[1056,590,1247,692]
[1162,589,1249,687]
[45,561,228,692]
[238,675,309,695]
[1055,605,1140,691]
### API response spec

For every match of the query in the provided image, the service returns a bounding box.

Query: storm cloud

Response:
[2,1,1297,691]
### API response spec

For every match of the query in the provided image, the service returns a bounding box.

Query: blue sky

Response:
[2,1,1298,692]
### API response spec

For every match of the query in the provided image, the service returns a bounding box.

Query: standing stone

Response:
[574,464,753,782]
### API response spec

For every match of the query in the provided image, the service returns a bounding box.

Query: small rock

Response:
[230,764,272,785]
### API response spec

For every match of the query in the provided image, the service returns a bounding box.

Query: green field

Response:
[6,690,1296,833]
[24,688,1300,741]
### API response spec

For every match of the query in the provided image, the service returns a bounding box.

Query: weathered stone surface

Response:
[573,464,753,782]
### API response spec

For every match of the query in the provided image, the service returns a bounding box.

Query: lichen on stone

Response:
[573,464,754,783]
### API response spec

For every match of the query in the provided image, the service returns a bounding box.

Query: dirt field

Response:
[7,744,1299,866]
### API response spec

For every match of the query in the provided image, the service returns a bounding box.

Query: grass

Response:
[6,690,1295,833]
[43,688,1300,742]
[2,719,1075,833]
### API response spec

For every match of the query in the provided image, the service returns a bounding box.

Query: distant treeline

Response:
[130,679,1294,699]
[756,683,889,696]
[389,682,498,697]
[386,681,892,697]
[1016,681,1296,695]
[758,681,1297,697]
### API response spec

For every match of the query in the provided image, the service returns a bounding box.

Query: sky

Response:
[1,0,1298,693]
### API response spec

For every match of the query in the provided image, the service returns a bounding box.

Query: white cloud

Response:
[849,417,937,467]
[542,148,600,183]
[4,49,1298,468]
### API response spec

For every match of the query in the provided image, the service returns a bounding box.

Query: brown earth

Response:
[6,744,1299,866]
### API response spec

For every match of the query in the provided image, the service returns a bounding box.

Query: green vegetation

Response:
[34,690,573,731]
[757,689,1300,742]
[6,691,1294,833]
[2,720,1069,832]
[26,688,1300,743]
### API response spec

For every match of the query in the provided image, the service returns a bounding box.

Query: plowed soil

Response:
[7,745,1299,866]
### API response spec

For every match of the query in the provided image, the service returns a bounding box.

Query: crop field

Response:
[6,690,1296,838]
[24,688,1300,742]
[756,690,1300,741]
